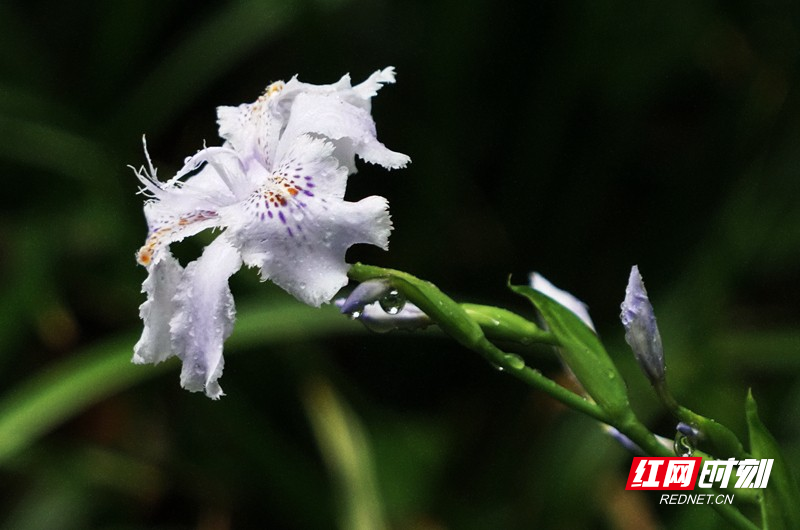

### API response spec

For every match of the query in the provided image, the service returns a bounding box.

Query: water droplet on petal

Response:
[379,289,406,315]
[348,310,362,320]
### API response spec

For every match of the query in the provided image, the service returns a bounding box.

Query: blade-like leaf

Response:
[0,300,357,465]
[746,390,800,530]
[509,283,631,421]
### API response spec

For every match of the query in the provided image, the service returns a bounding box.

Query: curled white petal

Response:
[217,91,284,171]
[352,67,397,103]
[169,236,242,399]
[278,92,410,171]
[529,272,595,331]
[133,251,184,365]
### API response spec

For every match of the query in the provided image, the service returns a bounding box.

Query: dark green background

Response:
[1,1,799,528]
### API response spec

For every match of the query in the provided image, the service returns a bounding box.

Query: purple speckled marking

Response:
[303,190,314,197]
[260,212,265,221]
[278,211,286,224]
[306,183,315,188]
[267,210,273,219]
[296,224,303,232]
[286,227,294,237]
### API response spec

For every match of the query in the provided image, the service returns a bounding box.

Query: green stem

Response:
[657,385,749,460]
[461,303,559,346]
[347,263,760,530]
[473,337,610,423]
[348,263,607,423]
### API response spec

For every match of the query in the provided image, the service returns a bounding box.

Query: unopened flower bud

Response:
[339,279,394,317]
[620,265,665,386]
[338,279,431,333]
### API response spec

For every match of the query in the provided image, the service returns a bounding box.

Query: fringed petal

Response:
[133,251,184,365]
[169,236,242,399]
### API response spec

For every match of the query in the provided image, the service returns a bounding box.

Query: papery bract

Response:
[133,68,409,398]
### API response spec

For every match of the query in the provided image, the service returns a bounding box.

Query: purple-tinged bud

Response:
[335,298,431,333]
[603,425,643,454]
[676,422,702,441]
[620,266,665,386]
[337,279,431,333]
[339,279,394,317]
[602,424,675,455]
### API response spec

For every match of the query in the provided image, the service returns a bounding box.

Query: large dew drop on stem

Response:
[379,288,406,315]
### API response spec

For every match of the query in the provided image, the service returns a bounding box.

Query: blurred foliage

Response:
[1,0,800,528]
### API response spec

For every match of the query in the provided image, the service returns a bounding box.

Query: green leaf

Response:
[746,390,800,530]
[0,299,358,465]
[508,283,631,422]
[0,116,114,184]
[302,378,387,530]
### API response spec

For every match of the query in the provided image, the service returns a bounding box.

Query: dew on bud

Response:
[674,432,695,457]
[379,288,406,315]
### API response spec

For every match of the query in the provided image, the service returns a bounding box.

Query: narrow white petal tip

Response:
[358,145,411,170]
[204,381,225,400]
[180,365,225,399]
[530,272,595,332]
[354,67,399,99]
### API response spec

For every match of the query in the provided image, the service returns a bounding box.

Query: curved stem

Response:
[461,303,559,346]
[346,263,760,530]
[474,336,610,423]
[657,385,749,460]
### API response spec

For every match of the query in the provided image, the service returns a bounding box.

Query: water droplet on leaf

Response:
[503,353,525,370]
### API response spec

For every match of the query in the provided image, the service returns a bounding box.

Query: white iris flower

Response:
[132,68,409,398]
